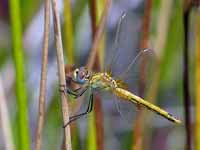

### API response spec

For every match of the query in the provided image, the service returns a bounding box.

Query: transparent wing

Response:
[104,11,145,77]
[114,95,137,127]
[104,12,127,72]
[103,12,158,126]
[113,50,157,127]
[117,49,156,95]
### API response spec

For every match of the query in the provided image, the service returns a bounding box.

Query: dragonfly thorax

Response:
[89,72,117,90]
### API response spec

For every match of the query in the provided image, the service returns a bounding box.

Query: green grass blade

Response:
[9,0,30,149]
[87,112,97,150]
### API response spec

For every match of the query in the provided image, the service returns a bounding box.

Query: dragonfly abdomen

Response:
[112,88,138,104]
[113,87,181,124]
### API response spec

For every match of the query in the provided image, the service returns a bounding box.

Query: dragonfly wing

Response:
[104,12,127,72]
[112,49,158,127]
[114,95,138,127]
[104,11,142,74]
[116,48,157,96]
[94,87,139,128]
[93,88,138,129]
[103,12,158,127]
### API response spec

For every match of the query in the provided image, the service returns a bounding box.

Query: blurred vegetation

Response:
[9,0,30,149]
[0,0,199,150]
[195,5,200,150]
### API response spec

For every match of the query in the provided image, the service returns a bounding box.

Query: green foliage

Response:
[160,0,183,88]
[160,0,184,102]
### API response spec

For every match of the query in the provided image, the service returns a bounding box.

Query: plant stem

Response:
[9,0,30,149]
[87,1,98,150]
[183,1,192,149]
[63,0,74,65]
[195,7,200,150]
[86,1,110,150]
[51,0,72,149]
[35,0,50,150]
[133,1,152,150]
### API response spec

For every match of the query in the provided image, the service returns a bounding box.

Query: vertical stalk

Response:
[35,0,50,150]
[63,1,80,149]
[87,109,97,150]
[183,1,192,150]
[92,1,105,150]
[86,1,110,150]
[94,96,104,150]
[63,0,74,64]
[8,0,30,149]
[133,1,152,150]
[195,7,200,150]
[51,0,72,149]
[87,0,104,150]
[87,1,97,150]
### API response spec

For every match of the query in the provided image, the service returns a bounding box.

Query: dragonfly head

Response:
[72,67,90,84]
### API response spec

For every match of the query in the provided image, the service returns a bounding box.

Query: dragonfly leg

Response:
[59,84,82,94]
[67,88,88,99]
[63,94,94,128]
[66,88,81,96]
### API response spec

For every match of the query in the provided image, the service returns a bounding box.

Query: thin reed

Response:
[35,0,50,150]
[195,7,200,150]
[51,0,72,149]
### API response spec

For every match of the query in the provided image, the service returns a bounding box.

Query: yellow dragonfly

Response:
[63,65,181,128]
[63,13,181,128]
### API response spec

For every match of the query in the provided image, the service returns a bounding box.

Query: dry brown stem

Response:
[133,1,152,150]
[51,0,72,149]
[35,0,50,149]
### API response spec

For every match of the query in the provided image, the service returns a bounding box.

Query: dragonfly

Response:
[63,65,181,128]
[63,13,181,128]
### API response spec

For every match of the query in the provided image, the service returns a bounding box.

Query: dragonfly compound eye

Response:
[75,69,79,74]
[79,71,85,80]
[73,68,79,81]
